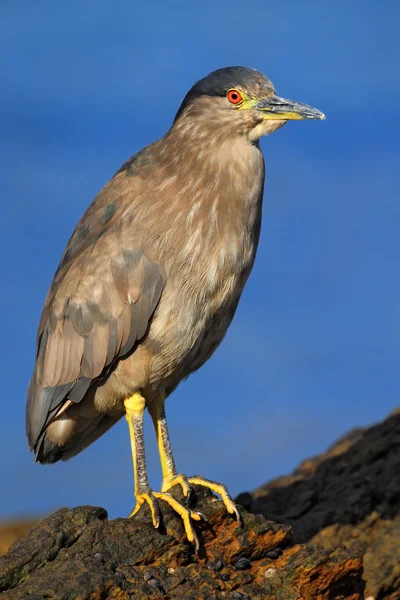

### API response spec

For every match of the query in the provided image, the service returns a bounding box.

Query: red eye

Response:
[226,89,243,105]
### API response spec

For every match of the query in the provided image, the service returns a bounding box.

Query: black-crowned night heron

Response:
[27,66,324,547]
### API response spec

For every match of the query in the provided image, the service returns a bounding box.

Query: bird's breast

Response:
[147,141,264,387]
[181,141,264,300]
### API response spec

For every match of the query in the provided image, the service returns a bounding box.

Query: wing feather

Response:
[27,244,164,452]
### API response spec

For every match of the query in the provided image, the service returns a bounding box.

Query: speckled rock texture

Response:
[2,410,398,599]
[240,410,400,600]
[0,491,364,599]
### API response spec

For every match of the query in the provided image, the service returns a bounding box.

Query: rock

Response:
[0,488,364,599]
[5,409,398,599]
[242,410,400,600]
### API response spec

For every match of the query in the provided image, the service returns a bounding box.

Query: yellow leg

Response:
[124,392,203,548]
[124,393,160,528]
[148,394,241,522]
[148,393,191,497]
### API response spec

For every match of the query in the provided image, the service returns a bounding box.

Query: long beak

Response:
[242,95,325,120]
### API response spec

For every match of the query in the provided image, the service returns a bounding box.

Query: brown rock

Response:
[0,488,364,599]
[242,410,400,599]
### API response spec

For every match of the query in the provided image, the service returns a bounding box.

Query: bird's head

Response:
[174,66,325,141]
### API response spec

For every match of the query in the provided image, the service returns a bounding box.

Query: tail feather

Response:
[35,412,122,464]
[26,374,92,452]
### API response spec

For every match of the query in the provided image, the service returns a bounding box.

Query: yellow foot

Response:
[129,492,161,528]
[162,473,241,522]
[129,490,203,549]
[161,473,191,496]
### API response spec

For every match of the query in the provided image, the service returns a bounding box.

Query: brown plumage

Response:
[26,66,324,544]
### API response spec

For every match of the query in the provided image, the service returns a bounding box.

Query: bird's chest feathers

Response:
[148,141,264,380]
[179,141,264,304]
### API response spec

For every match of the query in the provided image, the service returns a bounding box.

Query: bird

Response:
[26,66,325,547]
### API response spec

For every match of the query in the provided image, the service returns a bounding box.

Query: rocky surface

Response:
[0,488,364,599]
[2,410,398,599]
[238,410,400,600]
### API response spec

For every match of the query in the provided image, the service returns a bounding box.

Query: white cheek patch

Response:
[249,119,287,141]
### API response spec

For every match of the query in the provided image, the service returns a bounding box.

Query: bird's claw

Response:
[129,474,240,548]
[161,473,191,497]
[186,474,241,522]
[162,472,240,521]
[195,510,208,522]
[129,492,161,528]
[186,485,195,506]
[129,489,202,549]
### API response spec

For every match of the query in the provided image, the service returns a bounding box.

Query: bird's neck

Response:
[158,125,265,215]
[152,126,264,270]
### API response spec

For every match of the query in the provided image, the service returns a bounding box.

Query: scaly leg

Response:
[148,394,240,521]
[125,393,160,526]
[124,392,202,547]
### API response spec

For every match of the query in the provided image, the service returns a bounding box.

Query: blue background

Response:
[1,1,399,520]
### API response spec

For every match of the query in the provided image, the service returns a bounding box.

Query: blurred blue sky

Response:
[1,1,399,520]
